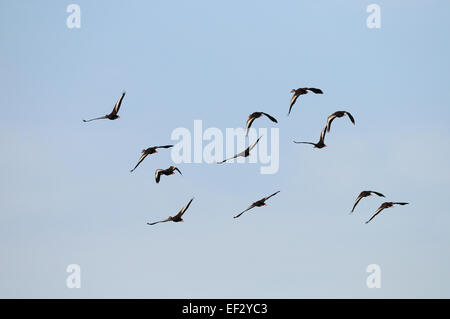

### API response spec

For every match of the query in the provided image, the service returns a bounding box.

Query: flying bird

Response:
[130,145,174,172]
[293,126,327,149]
[365,202,409,224]
[83,91,126,122]
[350,190,385,214]
[325,111,355,132]
[155,166,182,183]
[288,87,323,115]
[217,136,262,164]
[245,112,278,136]
[234,191,280,219]
[147,198,194,226]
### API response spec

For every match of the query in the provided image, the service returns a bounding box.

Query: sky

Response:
[1,0,450,298]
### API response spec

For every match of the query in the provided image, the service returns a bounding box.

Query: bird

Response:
[293,126,327,149]
[130,145,174,172]
[350,190,385,214]
[147,198,194,226]
[288,87,323,115]
[245,112,278,136]
[234,191,280,219]
[365,202,409,224]
[155,166,182,183]
[217,136,262,164]
[325,111,355,132]
[83,92,126,122]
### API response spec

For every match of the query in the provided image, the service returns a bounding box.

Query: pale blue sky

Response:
[1,0,450,298]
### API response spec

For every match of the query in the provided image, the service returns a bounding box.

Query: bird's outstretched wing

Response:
[154,145,174,149]
[345,111,355,125]
[371,191,385,198]
[147,218,170,226]
[174,198,194,219]
[130,153,148,172]
[217,154,238,164]
[245,116,257,136]
[233,204,256,219]
[288,94,299,115]
[112,91,126,115]
[155,169,163,183]
[248,136,262,152]
[351,195,365,213]
[261,112,278,123]
[393,202,409,206]
[307,88,323,94]
[83,115,108,122]
[365,206,387,224]
[263,191,280,202]
[173,167,183,175]
[293,141,315,145]
[326,113,338,132]
[319,126,327,142]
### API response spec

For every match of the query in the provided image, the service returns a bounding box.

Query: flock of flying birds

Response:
[83,87,409,225]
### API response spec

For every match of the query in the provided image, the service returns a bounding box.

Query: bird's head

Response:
[290,89,296,93]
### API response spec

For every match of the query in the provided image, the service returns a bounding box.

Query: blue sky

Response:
[1,0,450,298]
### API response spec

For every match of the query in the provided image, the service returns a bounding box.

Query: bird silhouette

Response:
[350,190,385,214]
[217,136,262,164]
[293,126,327,149]
[245,112,278,136]
[155,166,182,183]
[130,145,174,172]
[325,111,355,133]
[234,191,280,219]
[147,198,194,225]
[83,92,126,122]
[288,87,323,115]
[365,202,409,224]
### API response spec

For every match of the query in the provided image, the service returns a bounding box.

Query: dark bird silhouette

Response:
[288,87,323,115]
[147,198,194,225]
[245,112,278,136]
[83,92,126,122]
[325,111,355,132]
[351,190,385,214]
[293,126,327,149]
[155,166,182,183]
[130,145,174,172]
[365,202,409,224]
[234,191,280,219]
[217,136,262,164]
